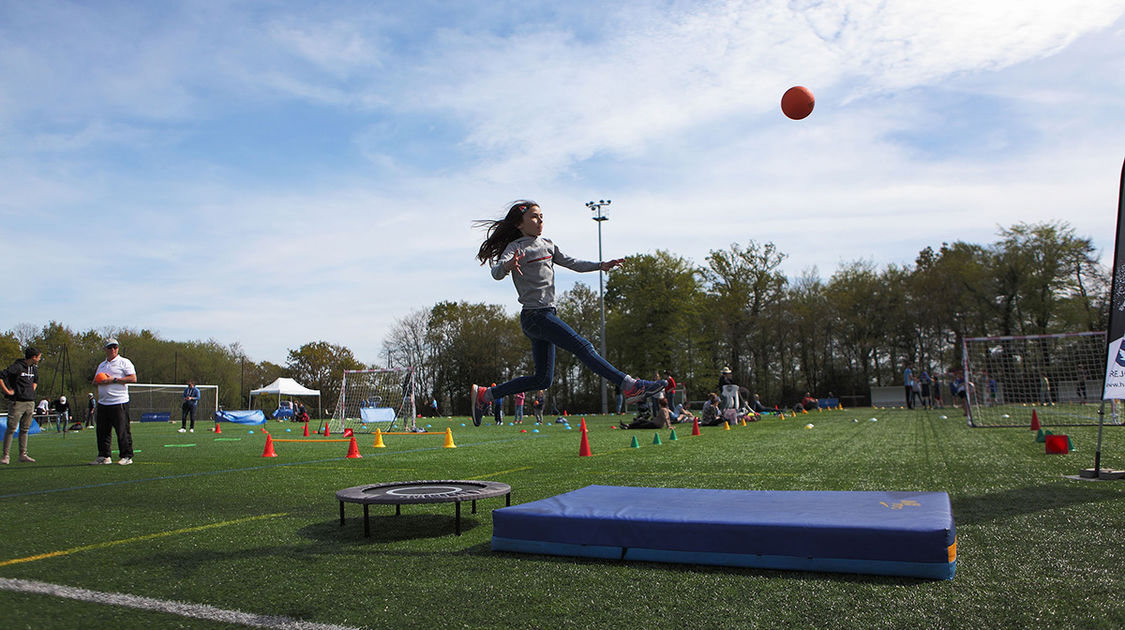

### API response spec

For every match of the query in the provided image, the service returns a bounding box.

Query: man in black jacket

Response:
[1,346,42,464]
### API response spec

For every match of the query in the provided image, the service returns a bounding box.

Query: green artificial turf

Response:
[1,409,1124,630]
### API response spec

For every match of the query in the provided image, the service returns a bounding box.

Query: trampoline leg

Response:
[472,499,477,514]
[339,501,345,527]
[363,504,370,537]
[455,501,461,536]
[395,504,401,516]
[506,492,511,507]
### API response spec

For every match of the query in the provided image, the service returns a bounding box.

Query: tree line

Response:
[4,221,1105,417]
[384,221,1106,414]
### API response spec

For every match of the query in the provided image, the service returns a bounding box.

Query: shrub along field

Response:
[1,408,1123,629]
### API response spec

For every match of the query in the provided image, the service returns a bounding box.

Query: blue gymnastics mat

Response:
[492,485,956,580]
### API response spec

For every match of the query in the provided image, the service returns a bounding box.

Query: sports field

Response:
[1,408,1123,630]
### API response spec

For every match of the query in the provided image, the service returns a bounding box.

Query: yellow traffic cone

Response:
[443,427,457,448]
[373,428,386,448]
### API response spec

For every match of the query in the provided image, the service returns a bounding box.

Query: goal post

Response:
[329,368,416,433]
[962,331,1120,428]
[126,383,219,423]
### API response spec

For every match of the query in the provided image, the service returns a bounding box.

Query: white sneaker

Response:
[89,456,113,465]
[117,457,133,466]
[189,428,194,433]
[178,428,187,433]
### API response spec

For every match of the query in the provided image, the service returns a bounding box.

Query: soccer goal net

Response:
[126,383,219,423]
[962,332,1119,428]
[329,368,416,433]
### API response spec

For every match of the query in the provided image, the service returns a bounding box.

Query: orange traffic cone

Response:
[214,422,222,434]
[443,427,457,448]
[345,436,362,458]
[343,428,354,437]
[373,428,386,448]
[691,417,701,436]
[324,423,331,437]
[1030,410,1041,431]
[579,426,592,457]
[261,433,277,457]
[302,421,309,437]
[579,417,587,431]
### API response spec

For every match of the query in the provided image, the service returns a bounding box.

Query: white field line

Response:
[0,577,364,630]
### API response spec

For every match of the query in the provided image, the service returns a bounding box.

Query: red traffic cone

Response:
[343,428,354,437]
[214,422,222,434]
[345,436,362,458]
[579,417,587,431]
[1030,410,1041,431]
[579,427,592,457]
[261,434,277,457]
[302,422,309,437]
[324,423,331,437]
[691,417,701,436]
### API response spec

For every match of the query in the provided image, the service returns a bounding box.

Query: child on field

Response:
[470,200,666,426]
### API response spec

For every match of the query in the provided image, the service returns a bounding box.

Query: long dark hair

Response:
[473,199,538,264]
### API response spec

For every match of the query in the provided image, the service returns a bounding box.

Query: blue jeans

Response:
[491,308,626,399]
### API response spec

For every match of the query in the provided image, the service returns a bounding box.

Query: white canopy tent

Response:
[249,377,322,418]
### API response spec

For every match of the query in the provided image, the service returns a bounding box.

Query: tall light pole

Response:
[586,199,611,414]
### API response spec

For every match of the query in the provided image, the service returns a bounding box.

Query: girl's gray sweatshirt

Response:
[491,236,601,310]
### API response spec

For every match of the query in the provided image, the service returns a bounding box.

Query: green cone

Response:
[652,433,663,446]
[669,428,678,441]
[630,435,640,448]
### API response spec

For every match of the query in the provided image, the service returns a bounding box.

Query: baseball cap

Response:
[104,338,119,348]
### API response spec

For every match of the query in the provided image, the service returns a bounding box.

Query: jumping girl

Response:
[470,200,666,426]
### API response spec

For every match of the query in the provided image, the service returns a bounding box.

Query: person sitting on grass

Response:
[793,392,818,413]
[622,397,671,430]
[700,393,724,426]
[669,401,696,424]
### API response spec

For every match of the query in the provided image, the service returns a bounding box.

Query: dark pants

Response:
[905,386,914,409]
[182,403,196,429]
[96,402,133,459]
[491,307,626,399]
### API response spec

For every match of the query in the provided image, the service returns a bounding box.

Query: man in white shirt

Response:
[90,338,137,465]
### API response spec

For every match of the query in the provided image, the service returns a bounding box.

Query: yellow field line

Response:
[470,466,532,480]
[0,512,287,568]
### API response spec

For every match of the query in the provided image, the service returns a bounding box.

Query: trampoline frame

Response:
[336,480,512,537]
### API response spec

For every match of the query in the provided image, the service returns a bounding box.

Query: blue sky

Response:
[2,0,1124,365]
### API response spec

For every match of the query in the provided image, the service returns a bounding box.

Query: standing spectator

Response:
[613,383,623,414]
[532,390,545,424]
[1,346,42,464]
[490,383,503,425]
[180,379,200,433]
[903,364,915,410]
[86,392,96,427]
[53,395,71,432]
[513,391,525,424]
[718,367,735,391]
[90,338,137,466]
[919,370,932,409]
[931,374,944,409]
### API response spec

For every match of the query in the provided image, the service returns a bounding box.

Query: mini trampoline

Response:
[336,480,511,537]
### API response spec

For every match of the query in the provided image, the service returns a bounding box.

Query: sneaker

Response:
[623,379,667,404]
[0,455,8,465]
[89,456,113,465]
[178,428,187,433]
[189,428,194,433]
[470,384,488,427]
[18,454,35,463]
[117,457,133,466]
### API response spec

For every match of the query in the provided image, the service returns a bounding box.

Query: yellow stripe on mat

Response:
[0,512,287,568]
